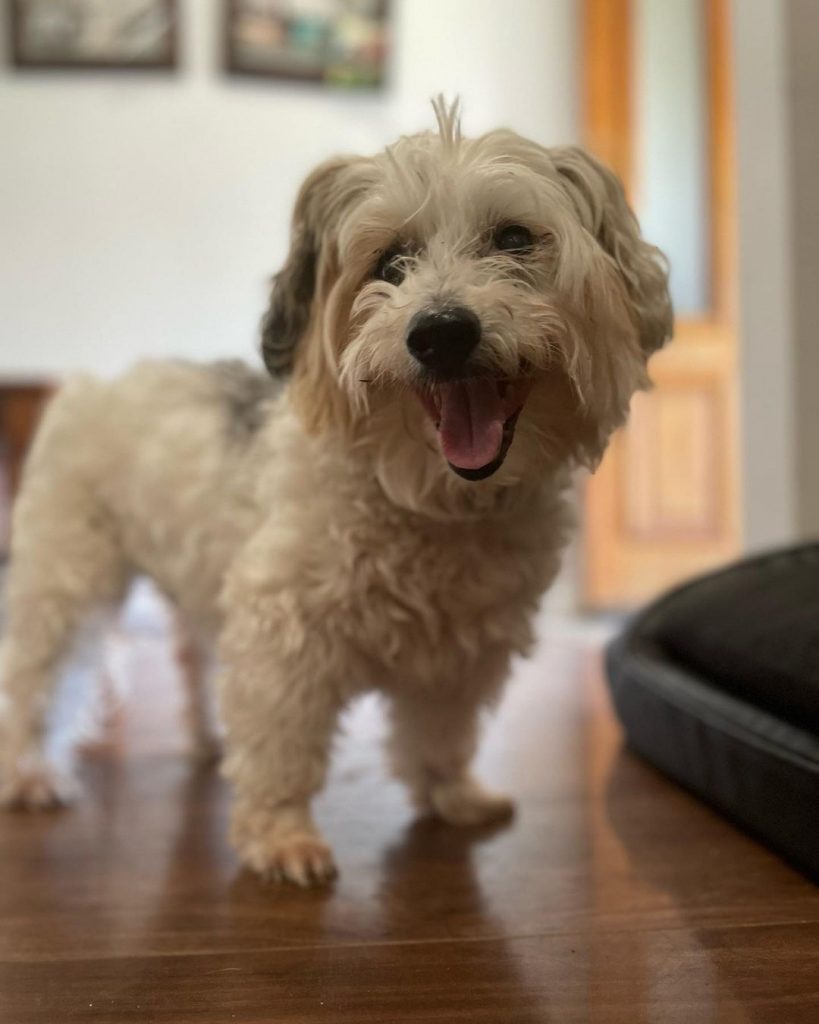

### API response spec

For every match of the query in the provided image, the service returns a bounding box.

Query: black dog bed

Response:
[606,543,819,880]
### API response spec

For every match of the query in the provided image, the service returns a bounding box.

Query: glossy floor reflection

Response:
[0,595,817,1023]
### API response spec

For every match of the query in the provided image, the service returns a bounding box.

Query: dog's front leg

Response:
[387,664,515,828]
[218,647,343,887]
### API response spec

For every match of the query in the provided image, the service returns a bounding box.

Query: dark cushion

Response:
[606,543,819,881]
[648,545,819,731]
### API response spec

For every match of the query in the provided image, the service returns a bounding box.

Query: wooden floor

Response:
[1,593,817,1023]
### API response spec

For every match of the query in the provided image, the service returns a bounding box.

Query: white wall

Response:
[732,0,797,549]
[0,0,577,379]
[785,0,819,536]
[732,0,815,549]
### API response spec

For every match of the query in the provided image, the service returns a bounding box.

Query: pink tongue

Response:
[438,379,505,470]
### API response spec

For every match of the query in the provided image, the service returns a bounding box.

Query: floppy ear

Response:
[551,146,673,354]
[260,156,367,377]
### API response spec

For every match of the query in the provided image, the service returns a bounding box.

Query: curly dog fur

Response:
[0,101,671,885]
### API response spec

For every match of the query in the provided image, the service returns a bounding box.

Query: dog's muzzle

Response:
[407,306,531,482]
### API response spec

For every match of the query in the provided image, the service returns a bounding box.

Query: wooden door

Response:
[582,0,739,607]
[0,382,53,552]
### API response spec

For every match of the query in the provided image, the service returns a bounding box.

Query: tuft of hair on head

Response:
[431,94,462,151]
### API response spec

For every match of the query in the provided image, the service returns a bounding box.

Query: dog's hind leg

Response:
[172,615,222,765]
[0,473,127,810]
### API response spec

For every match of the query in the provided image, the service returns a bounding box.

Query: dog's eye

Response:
[375,247,406,286]
[494,224,533,253]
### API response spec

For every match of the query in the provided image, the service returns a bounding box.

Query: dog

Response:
[0,100,671,885]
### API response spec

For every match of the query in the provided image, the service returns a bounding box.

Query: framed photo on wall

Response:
[8,0,178,70]
[224,0,388,87]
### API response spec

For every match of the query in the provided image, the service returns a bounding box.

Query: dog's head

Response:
[261,100,672,506]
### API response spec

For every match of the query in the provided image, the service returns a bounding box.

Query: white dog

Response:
[0,101,671,885]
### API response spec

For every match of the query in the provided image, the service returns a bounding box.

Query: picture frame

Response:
[224,0,388,88]
[8,0,178,71]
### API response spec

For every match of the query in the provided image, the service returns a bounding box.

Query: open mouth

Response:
[415,376,532,480]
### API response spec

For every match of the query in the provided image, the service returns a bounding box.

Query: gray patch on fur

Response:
[208,360,278,439]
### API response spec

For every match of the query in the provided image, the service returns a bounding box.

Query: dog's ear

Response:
[552,146,673,354]
[261,156,367,377]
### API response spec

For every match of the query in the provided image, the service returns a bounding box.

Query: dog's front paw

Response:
[231,805,337,887]
[0,760,78,811]
[430,777,515,827]
[244,833,337,887]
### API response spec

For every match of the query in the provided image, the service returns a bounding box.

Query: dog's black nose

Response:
[406,307,481,378]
